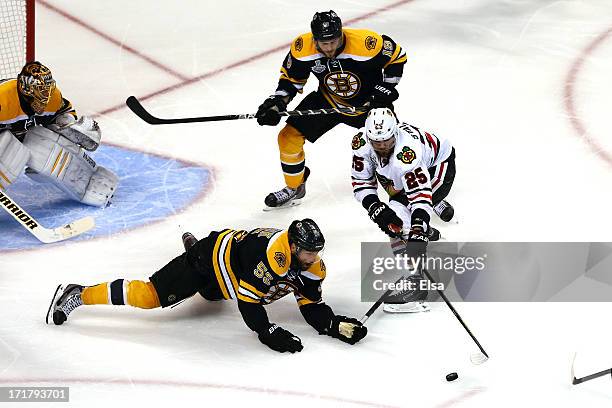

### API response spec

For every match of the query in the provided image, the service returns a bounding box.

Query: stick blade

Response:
[470,352,489,365]
[126,96,163,125]
[37,216,95,244]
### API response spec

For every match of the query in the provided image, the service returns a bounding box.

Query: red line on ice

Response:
[39,0,415,116]
[563,26,612,167]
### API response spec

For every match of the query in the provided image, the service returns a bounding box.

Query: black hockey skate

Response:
[182,232,198,251]
[263,167,310,211]
[383,274,431,313]
[46,284,84,325]
[428,226,441,241]
[433,200,454,222]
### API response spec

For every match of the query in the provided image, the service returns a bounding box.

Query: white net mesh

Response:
[0,0,30,80]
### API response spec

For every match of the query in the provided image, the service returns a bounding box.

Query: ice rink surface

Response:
[2,0,612,406]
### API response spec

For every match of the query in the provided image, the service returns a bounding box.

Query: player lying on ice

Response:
[352,108,456,313]
[0,61,117,206]
[47,219,367,353]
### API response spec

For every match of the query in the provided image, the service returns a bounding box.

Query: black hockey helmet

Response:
[288,218,325,252]
[311,10,342,42]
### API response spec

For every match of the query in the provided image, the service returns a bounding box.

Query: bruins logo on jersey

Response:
[295,37,303,52]
[274,251,287,268]
[365,36,377,50]
[319,259,326,272]
[351,133,366,150]
[396,146,416,164]
[325,71,360,98]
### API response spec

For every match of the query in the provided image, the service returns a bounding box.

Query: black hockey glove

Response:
[369,83,399,109]
[368,202,403,238]
[328,315,367,345]
[258,323,303,353]
[407,217,429,243]
[256,95,287,126]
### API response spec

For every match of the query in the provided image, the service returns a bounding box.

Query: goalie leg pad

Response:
[22,126,118,207]
[81,165,118,207]
[0,130,30,190]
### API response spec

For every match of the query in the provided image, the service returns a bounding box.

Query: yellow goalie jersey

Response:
[276,28,407,113]
[0,79,75,141]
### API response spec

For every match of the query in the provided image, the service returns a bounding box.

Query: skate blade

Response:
[262,198,303,212]
[45,284,64,324]
[383,303,431,314]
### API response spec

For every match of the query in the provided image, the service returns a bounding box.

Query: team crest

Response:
[351,133,366,150]
[324,71,361,98]
[396,146,416,164]
[312,60,326,74]
[319,259,326,272]
[274,251,287,268]
[365,36,377,50]
[295,37,303,51]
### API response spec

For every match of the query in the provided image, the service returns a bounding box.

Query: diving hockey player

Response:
[47,219,367,353]
[0,61,118,207]
[255,10,406,209]
[351,108,456,313]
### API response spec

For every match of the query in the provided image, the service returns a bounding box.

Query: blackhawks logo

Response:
[396,146,416,164]
[274,251,287,268]
[351,133,366,150]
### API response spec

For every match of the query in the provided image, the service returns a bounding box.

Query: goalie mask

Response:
[18,61,56,114]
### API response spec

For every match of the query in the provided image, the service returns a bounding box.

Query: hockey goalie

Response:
[0,61,118,207]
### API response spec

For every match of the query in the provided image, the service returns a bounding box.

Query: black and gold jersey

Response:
[275,28,406,114]
[0,79,76,141]
[205,227,326,307]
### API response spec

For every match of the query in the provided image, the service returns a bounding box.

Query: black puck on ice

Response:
[446,372,458,382]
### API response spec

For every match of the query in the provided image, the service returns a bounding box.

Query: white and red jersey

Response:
[351,121,453,217]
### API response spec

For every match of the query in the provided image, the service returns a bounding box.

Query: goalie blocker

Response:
[0,115,117,207]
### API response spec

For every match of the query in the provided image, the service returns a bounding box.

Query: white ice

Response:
[2,0,612,406]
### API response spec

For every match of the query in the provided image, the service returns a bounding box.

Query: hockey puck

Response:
[446,372,458,382]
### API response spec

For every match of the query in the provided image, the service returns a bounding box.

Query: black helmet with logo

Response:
[288,218,325,252]
[311,10,342,42]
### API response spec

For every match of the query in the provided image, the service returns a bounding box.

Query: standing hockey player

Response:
[47,219,367,353]
[0,61,118,207]
[351,108,456,313]
[255,10,406,209]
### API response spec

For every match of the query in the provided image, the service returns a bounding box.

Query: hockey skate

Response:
[382,274,431,314]
[182,232,198,251]
[433,200,454,222]
[263,167,310,211]
[46,284,84,325]
[428,226,441,241]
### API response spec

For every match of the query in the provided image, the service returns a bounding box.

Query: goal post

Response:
[1,0,35,79]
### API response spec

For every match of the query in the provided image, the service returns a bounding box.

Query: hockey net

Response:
[0,0,35,80]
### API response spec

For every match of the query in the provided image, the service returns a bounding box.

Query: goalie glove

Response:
[257,323,303,353]
[368,201,403,238]
[255,95,287,126]
[328,315,367,345]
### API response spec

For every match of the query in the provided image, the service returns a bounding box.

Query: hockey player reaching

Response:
[352,108,456,313]
[47,219,367,353]
[0,61,117,207]
[255,10,406,210]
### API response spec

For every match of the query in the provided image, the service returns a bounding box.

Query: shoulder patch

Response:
[295,37,303,52]
[274,251,287,268]
[352,133,366,150]
[396,146,416,164]
[319,259,326,272]
[365,35,377,50]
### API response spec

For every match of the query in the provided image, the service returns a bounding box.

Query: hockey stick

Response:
[126,96,367,125]
[571,353,611,384]
[420,267,490,365]
[0,189,95,243]
[360,274,409,324]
